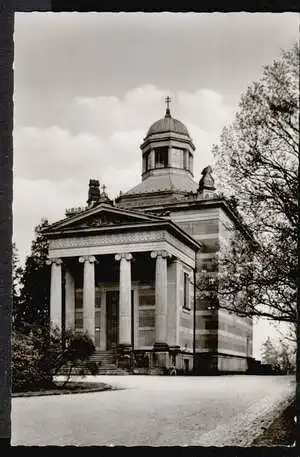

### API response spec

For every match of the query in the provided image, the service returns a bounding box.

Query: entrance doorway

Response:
[106,290,119,350]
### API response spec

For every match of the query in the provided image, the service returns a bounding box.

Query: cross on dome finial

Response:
[164,96,172,118]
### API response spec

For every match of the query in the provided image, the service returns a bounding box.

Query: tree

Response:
[260,336,295,374]
[210,44,299,324]
[261,337,279,367]
[12,243,23,329]
[276,339,296,374]
[18,218,51,332]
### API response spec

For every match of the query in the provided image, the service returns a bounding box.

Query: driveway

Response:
[11,375,295,446]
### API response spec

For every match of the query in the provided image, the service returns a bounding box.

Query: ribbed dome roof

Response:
[147,114,190,137]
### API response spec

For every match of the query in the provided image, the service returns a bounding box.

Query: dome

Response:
[146,113,190,138]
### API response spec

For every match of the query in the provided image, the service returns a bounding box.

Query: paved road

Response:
[12,375,295,446]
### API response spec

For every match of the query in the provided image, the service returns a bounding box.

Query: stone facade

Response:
[43,105,254,374]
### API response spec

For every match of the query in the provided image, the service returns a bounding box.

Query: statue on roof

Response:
[87,179,101,206]
[198,166,216,193]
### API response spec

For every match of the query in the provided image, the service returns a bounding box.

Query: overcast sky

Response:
[13,12,298,358]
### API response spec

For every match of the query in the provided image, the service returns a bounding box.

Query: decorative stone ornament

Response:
[87,179,101,206]
[150,250,171,259]
[198,166,216,192]
[115,253,133,262]
[46,258,62,266]
[79,255,96,263]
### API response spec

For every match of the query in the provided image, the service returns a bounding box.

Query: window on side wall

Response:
[183,272,191,310]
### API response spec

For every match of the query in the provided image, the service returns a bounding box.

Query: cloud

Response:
[14,85,234,264]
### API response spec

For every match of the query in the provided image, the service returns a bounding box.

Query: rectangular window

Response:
[172,148,183,168]
[155,147,168,168]
[146,151,151,171]
[184,151,190,170]
[183,273,191,310]
[142,155,146,173]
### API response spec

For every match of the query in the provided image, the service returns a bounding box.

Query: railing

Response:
[65,206,88,217]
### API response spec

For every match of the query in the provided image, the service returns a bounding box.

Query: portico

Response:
[45,205,200,369]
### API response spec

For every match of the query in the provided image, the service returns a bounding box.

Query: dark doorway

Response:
[106,291,119,350]
[184,359,189,373]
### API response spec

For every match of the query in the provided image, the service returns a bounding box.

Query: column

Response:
[79,255,96,342]
[47,258,62,331]
[151,250,170,350]
[65,268,75,331]
[115,253,133,348]
[100,288,106,350]
[167,259,181,348]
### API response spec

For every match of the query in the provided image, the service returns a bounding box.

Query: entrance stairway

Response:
[90,350,129,375]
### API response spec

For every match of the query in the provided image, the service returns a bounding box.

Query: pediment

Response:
[45,204,163,233]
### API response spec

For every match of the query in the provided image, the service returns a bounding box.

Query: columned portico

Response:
[45,200,199,373]
[47,258,62,330]
[115,253,133,349]
[79,255,96,341]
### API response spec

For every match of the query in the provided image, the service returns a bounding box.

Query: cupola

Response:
[140,97,195,180]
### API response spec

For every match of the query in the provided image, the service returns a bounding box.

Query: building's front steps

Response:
[90,350,129,375]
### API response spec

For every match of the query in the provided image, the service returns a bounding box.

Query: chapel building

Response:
[43,103,253,374]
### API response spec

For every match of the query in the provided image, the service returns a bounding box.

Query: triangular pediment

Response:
[44,203,164,233]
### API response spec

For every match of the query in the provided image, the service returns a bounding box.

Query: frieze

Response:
[49,230,166,250]
[48,230,196,268]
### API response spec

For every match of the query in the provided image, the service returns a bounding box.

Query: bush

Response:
[12,326,98,392]
[12,331,48,392]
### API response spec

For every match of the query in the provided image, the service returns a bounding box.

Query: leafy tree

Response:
[276,339,296,374]
[260,336,295,374]
[12,243,23,329]
[18,218,51,332]
[261,337,279,367]
[210,44,299,324]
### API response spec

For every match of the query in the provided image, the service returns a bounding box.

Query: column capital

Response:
[79,255,96,263]
[46,258,62,266]
[115,253,133,262]
[150,250,171,259]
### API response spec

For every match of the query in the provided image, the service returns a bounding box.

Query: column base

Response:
[117,344,133,370]
[152,351,169,370]
[153,342,169,352]
[169,345,181,366]
[152,343,169,370]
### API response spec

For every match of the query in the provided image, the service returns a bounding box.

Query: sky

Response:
[13,12,299,358]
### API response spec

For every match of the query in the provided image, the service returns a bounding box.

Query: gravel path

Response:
[12,375,295,446]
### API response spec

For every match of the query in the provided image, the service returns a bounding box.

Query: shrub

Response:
[12,331,45,392]
[12,326,98,392]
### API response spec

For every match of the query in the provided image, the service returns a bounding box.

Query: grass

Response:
[12,382,112,397]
